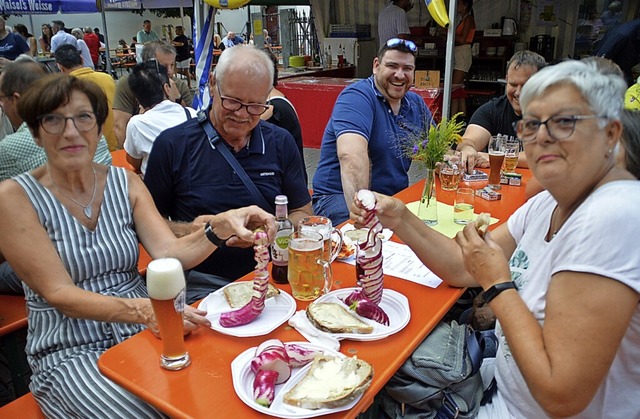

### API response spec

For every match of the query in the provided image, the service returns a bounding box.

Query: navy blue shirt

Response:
[145,116,310,280]
[312,76,433,197]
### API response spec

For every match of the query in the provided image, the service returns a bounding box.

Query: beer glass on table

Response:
[288,231,333,301]
[146,258,191,371]
[439,150,464,191]
[502,136,521,173]
[298,216,343,263]
[488,136,505,189]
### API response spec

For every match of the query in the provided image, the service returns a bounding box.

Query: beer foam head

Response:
[147,258,185,300]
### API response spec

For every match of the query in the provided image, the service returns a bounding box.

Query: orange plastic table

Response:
[98,170,531,419]
[0,295,27,337]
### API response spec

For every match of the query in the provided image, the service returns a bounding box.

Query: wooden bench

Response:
[0,392,44,418]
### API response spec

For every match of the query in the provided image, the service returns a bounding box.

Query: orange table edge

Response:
[98,170,532,418]
[0,295,27,337]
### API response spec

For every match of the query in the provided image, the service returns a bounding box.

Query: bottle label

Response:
[271,229,292,264]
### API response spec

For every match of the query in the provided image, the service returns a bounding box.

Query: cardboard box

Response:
[484,29,502,37]
[415,70,440,88]
[476,187,502,201]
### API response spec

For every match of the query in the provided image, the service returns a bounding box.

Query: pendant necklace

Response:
[47,166,97,219]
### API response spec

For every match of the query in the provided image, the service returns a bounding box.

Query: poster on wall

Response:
[536,0,559,27]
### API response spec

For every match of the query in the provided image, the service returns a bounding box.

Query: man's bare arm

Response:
[456,124,491,171]
[113,109,132,149]
[337,133,370,213]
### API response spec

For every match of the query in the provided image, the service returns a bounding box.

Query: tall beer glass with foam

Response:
[488,135,505,189]
[146,258,191,370]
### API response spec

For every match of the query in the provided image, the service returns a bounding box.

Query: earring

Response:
[606,149,613,157]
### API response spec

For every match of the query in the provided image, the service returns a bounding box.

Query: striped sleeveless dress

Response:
[14,166,164,418]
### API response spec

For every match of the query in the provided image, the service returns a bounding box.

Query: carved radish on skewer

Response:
[342,190,389,326]
[220,229,270,327]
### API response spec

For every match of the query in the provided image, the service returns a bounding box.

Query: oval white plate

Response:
[231,342,362,418]
[311,288,411,341]
[198,283,296,337]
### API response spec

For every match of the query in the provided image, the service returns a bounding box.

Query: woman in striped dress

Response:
[0,74,275,417]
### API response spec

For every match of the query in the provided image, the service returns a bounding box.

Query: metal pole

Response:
[441,0,456,120]
[101,6,113,76]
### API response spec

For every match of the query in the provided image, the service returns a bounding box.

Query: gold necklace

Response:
[47,166,97,219]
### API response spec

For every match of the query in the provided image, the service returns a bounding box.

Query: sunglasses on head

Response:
[385,38,418,53]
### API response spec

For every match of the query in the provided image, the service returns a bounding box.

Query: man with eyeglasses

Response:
[312,38,433,226]
[124,61,196,175]
[456,50,546,171]
[0,59,112,295]
[144,45,311,304]
[378,0,414,46]
[112,41,193,148]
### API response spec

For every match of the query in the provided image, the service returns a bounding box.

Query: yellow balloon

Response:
[202,0,251,9]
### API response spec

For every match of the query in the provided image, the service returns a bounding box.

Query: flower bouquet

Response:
[404,113,465,225]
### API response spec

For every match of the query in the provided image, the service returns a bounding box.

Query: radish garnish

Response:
[340,190,389,325]
[284,343,320,368]
[253,370,278,407]
[250,347,291,384]
[349,298,390,326]
[220,229,270,327]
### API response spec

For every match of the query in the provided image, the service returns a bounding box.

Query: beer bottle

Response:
[271,195,293,284]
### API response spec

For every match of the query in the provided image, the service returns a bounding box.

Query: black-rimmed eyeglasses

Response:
[215,83,269,116]
[385,38,418,53]
[513,114,608,143]
[37,112,97,135]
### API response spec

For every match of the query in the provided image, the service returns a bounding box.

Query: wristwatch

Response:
[204,221,227,247]
[477,282,517,307]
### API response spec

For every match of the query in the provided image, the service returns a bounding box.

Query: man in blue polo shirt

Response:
[312,38,434,225]
[145,45,311,303]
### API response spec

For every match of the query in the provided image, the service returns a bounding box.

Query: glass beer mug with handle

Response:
[288,231,333,301]
[298,216,343,263]
[146,258,191,371]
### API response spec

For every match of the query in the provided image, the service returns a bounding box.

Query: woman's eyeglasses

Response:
[385,38,418,53]
[513,114,608,143]
[38,112,97,135]
[216,83,269,116]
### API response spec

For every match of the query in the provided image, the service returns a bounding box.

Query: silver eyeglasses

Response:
[38,112,97,135]
[216,83,269,116]
[513,114,608,143]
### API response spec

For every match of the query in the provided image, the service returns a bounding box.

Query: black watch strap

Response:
[204,221,226,247]
[478,282,517,307]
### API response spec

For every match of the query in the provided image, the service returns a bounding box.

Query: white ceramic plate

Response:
[311,288,411,341]
[340,224,393,242]
[231,342,361,418]
[198,283,296,337]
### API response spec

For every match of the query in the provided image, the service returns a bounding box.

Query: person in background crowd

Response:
[144,45,311,303]
[457,50,546,170]
[94,27,105,44]
[124,61,196,175]
[83,26,101,69]
[71,28,94,69]
[451,0,476,119]
[312,38,433,225]
[112,41,193,147]
[39,24,53,54]
[55,44,117,152]
[13,24,37,56]
[137,19,160,45]
[262,51,307,184]
[263,28,272,49]
[0,17,31,68]
[378,0,413,46]
[172,26,192,89]
[50,20,77,53]
[0,73,276,417]
[355,59,640,419]
[221,31,244,48]
[597,18,640,86]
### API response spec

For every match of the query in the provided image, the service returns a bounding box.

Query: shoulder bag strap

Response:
[197,110,273,213]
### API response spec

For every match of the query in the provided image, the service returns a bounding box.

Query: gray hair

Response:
[215,45,274,89]
[71,28,84,40]
[141,41,176,60]
[520,59,627,120]
[83,26,93,34]
[507,50,547,73]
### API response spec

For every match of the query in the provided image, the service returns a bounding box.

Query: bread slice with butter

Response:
[283,355,373,409]
[223,282,280,308]
[306,302,374,334]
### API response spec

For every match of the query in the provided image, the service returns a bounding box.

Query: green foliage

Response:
[405,113,465,170]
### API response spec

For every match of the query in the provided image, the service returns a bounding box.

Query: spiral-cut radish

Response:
[220,229,270,327]
[340,190,389,325]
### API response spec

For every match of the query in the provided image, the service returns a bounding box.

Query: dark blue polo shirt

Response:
[145,117,310,280]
